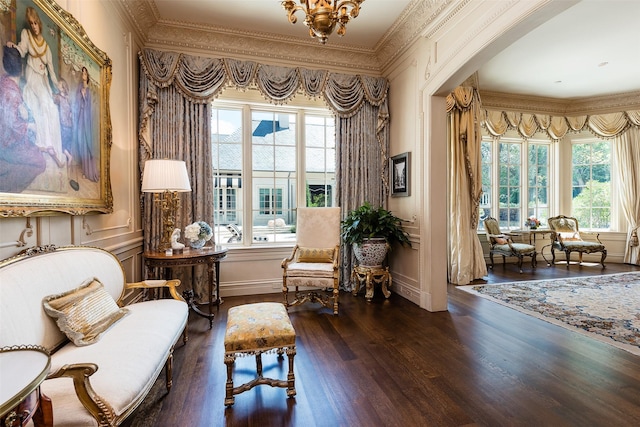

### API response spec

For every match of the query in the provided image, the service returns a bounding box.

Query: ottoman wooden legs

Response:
[224,347,296,406]
[223,302,297,406]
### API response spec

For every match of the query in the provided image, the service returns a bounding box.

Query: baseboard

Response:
[391,277,420,305]
[220,279,282,297]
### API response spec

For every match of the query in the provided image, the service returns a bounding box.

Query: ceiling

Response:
[149,0,640,100]
[477,0,640,99]
[152,0,413,50]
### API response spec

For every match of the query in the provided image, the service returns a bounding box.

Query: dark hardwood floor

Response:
[123,262,640,427]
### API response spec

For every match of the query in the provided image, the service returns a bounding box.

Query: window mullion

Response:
[491,137,499,225]
[522,139,528,227]
[297,110,305,211]
[242,104,252,245]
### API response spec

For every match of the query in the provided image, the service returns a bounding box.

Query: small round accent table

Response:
[0,345,52,427]
[351,265,392,302]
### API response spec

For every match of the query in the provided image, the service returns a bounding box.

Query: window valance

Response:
[139,48,388,116]
[482,109,640,140]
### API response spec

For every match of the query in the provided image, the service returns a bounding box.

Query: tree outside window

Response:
[480,136,552,231]
[572,140,611,229]
[527,143,549,225]
[498,142,521,229]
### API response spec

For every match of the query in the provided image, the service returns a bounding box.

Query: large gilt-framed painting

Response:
[0,0,112,216]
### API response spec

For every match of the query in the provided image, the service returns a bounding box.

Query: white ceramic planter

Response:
[353,238,389,267]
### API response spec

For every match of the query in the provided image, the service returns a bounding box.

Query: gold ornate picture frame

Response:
[390,152,410,197]
[0,0,112,216]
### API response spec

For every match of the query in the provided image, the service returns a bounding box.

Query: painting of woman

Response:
[74,66,99,182]
[7,6,68,192]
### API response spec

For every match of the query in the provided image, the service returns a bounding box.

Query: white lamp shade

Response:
[141,159,191,192]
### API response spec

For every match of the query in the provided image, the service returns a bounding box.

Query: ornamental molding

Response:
[146,22,381,75]
[112,0,157,45]
[427,0,516,80]
[422,0,471,39]
[113,0,441,76]
[377,0,451,72]
[480,90,640,116]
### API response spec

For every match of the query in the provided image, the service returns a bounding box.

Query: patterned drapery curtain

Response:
[139,49,390,294]
[483,108,640,265]
[446,86,488,285]
[614,126,640,265]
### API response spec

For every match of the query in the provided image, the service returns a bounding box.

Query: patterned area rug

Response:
[460,272,640,355]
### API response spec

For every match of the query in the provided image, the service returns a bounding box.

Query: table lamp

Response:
[142,159,191,251]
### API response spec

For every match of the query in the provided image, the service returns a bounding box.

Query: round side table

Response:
[0,345,51,427]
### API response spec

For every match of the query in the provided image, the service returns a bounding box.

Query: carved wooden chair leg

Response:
[282,276,289,307]
[286,347,296,397]
[255,353,263,377]
[224,354,236,406]
[165,348,174,390]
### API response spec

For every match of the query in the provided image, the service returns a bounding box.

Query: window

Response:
[571,139,611,229]
[216,188,237,223]
[480,136,552,231]
[212,108,243,242]
[527,143,550,223]
[498,141,522,229]
[212,101,335,245]
[305,115,335,207]
[258,188,282,215]
[478,139,492,227]
[251,110,296,242]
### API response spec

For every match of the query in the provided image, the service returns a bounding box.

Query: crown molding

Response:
[480,90,640,116]
[377,0,451,72]
[145,22,381,75]
[113,0,439,76]
[112,0,157,46]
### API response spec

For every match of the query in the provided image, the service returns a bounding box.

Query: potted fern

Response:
[341,202,411,267]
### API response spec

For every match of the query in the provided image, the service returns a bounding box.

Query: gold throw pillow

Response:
[297,247,334,263]
[43,277,129,346]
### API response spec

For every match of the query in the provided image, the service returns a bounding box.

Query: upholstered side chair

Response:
[547,215,607,268]
[483,216,537,273]
[281,207,341,315]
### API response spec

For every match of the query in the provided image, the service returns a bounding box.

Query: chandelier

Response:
[281,0,364,44]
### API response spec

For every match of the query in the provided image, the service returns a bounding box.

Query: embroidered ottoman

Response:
[224,302,296,406]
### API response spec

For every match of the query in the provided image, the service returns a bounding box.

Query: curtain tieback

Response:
[631,227,639,247]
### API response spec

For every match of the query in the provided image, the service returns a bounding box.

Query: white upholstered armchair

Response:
[281,207,341,315]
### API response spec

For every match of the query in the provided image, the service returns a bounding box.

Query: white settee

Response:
[0,245,188,426]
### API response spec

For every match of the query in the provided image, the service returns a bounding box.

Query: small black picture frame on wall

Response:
[390,152,410,197]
